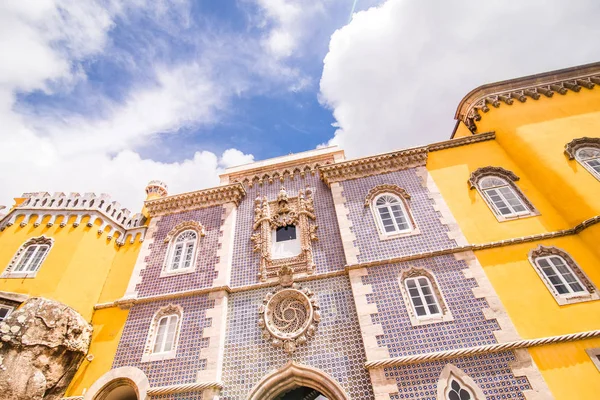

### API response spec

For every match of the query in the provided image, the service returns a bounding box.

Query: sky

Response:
[1,0,600,211]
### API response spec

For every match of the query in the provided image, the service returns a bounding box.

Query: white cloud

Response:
[0,0,254,211]
[319,0,600,157]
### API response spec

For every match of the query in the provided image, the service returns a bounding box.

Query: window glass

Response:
[276,225,297,242]
[374,194,411,234]
[14,244,49,273]
[169,230,197,271]
[479,176,530,217]
[153,315,178,353]
[577,147,600,176]
[535,255,586,296]
[405,277,441,317]
[0,306,13,321]
[447,379,473,400]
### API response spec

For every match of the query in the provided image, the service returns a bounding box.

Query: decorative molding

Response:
[363,184,410,207]
[528,245,599,305]
[2,236,54,278]
[164,220,205,243]
[246,361,349,400]
[252,186,318,281]
[258,279,320,354]
[318,147,428,186]
[141,304,183,363]
[436,364,486,400]
[398,267,453,326]
[147,381,222,396]
[429,131,496,151]
[564,136,600,159]
[0,192,146,245]
[364,329,600,368]
[468,166,519,189]
[454,62,600,133]
[144,183,245,217]
[232,162,325,188]
[213,203,237,287]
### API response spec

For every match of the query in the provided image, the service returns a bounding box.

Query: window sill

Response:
[159,267,196,278]
[494,211,540,223]
[141,350,177,363]
[554,292,599,306]
[378,227,421,241]
[1,272,38,279]
[408,312,454,327]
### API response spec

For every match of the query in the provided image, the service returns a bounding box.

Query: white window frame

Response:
[585,348,600,372]
[404,276,442,319]
[479,176,532,219]
[0,305,14,321]
[3,236,53,278]
[372,193,414,237]
[529,247,599,306]
[162,229,199,276]
[152,314,179,354]
[271,224,301,259]
[398,268,453,327]
[437,364,486,400]
[576,146,600,180]
[142,304,183,363]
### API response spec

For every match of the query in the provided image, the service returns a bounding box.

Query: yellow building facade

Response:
[0,63,598,400]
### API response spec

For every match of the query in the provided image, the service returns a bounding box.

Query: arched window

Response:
[446,378,475,400]
[529,245,598,305]
[437,364,485,400]
[167,230,198,272]
[576,147,600,179]
[152,314,179,354]
[399,268,453,326]
[469,167,536,221]
[405,276,441,318]
[142,304,183,362]
[3,236,53,278]
[373,194,412,235]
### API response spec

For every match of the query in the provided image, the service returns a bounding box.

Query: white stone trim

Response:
[197,290,228,382]
[586,347,600,372]
[83,366,150,400]
[436,363,486,400]
[123,216,161,300]
[160,227,203,278]
[213,203,237,287]
[2,236,54,279]
[330,182,359,264]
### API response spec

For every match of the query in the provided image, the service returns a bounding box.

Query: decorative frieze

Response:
[144,183,246,217]
[318,148,428,186]
[564,136,600,159]
[0,192,146,245]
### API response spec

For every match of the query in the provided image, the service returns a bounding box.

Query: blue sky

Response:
[1,0,599,210]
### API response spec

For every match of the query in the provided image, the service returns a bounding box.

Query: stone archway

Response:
[247,361,349,400]
[84,367,150,400]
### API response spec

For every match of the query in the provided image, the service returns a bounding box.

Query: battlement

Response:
[0,192,147,245]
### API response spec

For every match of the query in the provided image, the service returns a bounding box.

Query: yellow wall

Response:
[0,212,143,396]
[430,87,600,399]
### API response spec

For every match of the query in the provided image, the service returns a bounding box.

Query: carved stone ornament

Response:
[564,137,600,159]
[364,184,411,207]
[258,282,320,355]
[251,186,318,281]
[163,220,205,243]
[468,166,519,189]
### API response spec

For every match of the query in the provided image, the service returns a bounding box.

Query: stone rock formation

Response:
[0,297,92,400]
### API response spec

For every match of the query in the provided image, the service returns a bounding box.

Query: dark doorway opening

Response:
[276,386,328,400]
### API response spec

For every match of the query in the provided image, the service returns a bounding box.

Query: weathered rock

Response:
[0,297,92,400]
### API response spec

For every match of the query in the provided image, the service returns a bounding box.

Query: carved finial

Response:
[145,180,168,198]
[277,265,295,287]
[278,186,288,203]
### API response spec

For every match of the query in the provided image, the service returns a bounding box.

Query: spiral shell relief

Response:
[259,284,320,354]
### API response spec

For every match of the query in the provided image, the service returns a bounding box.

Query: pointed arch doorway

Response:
[247,361,349,400]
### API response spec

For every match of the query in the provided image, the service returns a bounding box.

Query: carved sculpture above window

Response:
[251,186,318,281]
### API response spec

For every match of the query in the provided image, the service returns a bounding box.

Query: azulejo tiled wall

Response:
[342,169,457,263]
[365,255,499,357]
[113,295,213,387]
[386,352,531,399]
[136,207,223,297]
[220,276,374,399]
[230,173,345,287]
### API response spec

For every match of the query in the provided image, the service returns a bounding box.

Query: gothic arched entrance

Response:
[247,361,349,400]
[83,366,150,400]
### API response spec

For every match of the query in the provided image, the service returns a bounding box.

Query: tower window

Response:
[0,306,14,321]
[576,147,600,180]
[2,236,53,278]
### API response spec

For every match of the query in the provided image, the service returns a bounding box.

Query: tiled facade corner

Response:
[415,166,469,246]
[213,203,237,287]
[455,251,521,343]
[124,216,162,299]
[510,349,554,400]
[330,182,359,265]
[348,268,389,361]
[197,290,228,383]
[368,368,399,400]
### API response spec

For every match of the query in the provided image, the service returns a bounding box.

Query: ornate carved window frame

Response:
[141,304,183,363]
[2,236,54,278]
[365,185,419,240]
[565,137,600,181]
[436,364,485,400]
[528,245,599,306]
[160,221,205,277]
[469,166,538,222]
[585,348,600,372]
[251,187,318,282]
[398,267,453,326]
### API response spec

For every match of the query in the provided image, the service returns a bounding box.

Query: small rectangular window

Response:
[0,306,14,321]
[276,225,296,242]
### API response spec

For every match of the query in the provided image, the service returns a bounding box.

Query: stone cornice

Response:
[454,62,600,133]
[318,147,428,186]
[428,131,496,151]
[144,183,246,217]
